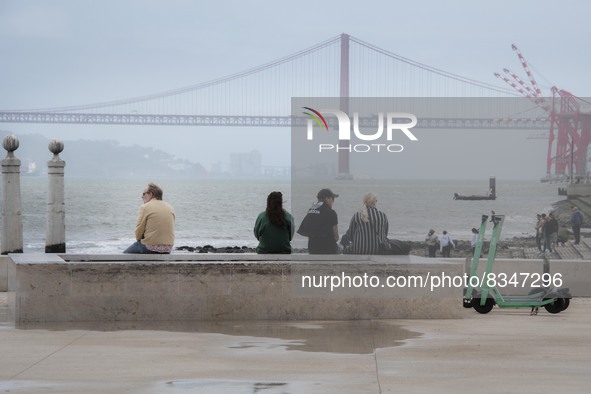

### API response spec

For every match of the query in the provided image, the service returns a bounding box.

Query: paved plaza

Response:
[1,293,590,393]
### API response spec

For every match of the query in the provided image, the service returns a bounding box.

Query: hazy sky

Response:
[1,0,590,179]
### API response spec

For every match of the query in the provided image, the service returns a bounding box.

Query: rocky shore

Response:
[175,236,539,258]
[176,197,590,258]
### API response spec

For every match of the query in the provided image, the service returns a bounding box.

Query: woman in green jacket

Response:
[254,191,294,254]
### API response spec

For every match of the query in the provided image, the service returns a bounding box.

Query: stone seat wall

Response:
[7,253,463,327]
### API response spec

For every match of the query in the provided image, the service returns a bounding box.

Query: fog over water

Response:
[1,1,590,180]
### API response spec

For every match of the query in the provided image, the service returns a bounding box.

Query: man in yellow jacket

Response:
[124,182,175,254]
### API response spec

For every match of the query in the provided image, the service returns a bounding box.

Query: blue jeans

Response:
[543,235,553,253]
[124,241,160,254]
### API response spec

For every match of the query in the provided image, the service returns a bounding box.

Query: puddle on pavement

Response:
[0,380,296,394]
[221,320,421,354]
[14,319,421,354]
[161,380,290,393]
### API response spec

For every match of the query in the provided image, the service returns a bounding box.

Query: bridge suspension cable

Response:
[349,36,517,96]
[2,33,520,121]
[15,35,343,114]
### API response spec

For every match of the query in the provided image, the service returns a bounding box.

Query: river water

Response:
[12,177,562,253]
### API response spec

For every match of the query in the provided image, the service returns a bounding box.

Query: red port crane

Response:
[495,44,591,180]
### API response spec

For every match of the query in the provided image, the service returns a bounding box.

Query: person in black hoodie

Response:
[297,188,340,254]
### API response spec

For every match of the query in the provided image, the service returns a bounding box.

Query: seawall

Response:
[6,253,463,327]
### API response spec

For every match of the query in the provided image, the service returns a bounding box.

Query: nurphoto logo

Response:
[302,107,418,153]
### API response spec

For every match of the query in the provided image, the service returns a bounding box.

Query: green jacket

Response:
[254,210,294,253]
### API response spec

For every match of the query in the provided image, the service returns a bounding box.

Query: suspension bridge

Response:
[0,33,588,178]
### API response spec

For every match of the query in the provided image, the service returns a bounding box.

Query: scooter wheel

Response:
[472,298,494,314]
[562,298,570,311]
[463,298,473,308]
[544,298,565,314]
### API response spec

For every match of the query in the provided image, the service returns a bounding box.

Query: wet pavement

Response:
[1,294,591,393]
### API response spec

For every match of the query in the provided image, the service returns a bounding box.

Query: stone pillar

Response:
[1,135,23,254]
[45,139,66,253]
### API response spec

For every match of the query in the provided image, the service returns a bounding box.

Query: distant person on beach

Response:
[253,191,294,254]
[425,229,438,257]
[471,227,479,256]
[551,213,560,251]
[124,182,175,254]
[542,212,558,254]
[297,188,340,254]
[439,230,455,258]
[571,206,584,245]
[535,214,545,251]
[342,192,388,254]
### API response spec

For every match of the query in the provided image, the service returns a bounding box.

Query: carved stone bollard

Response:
[1,135,23,254]
[45,139,66,253]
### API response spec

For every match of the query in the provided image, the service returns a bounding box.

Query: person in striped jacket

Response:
[342,192,389,255]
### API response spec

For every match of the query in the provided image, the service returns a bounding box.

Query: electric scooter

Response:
[463,212,571,314]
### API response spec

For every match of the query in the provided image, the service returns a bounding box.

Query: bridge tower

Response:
[338,33,352,179]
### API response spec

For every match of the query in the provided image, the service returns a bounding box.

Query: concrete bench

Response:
[0,256,8,292]
[6,253,463,327]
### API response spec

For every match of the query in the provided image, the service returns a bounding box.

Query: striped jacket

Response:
[343,206,389,255]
